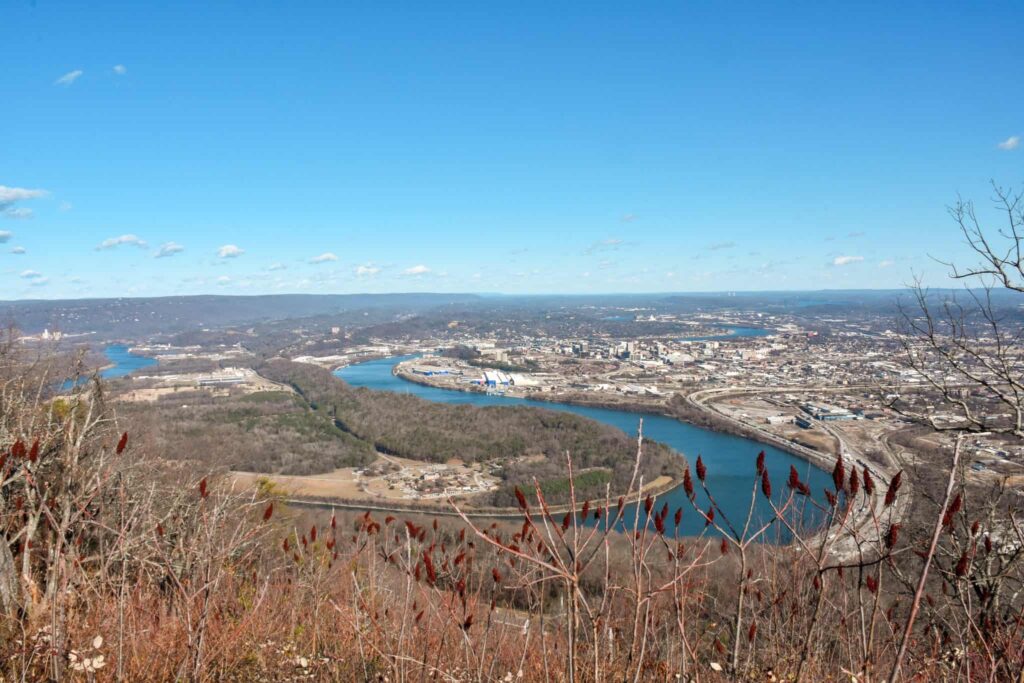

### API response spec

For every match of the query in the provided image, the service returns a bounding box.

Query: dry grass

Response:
[2,336,1023,682]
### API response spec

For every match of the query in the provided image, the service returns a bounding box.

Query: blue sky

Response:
[2,1,1021,299]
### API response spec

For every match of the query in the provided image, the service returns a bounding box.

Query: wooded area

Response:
[258,359,682,505]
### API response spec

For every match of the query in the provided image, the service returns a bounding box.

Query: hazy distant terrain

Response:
[5,288,1022,343]
[0,293,482,337]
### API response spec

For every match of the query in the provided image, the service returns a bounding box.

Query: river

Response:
[100,344,158,378]
[90,342,829,537]
[678,325,772,342]
[336,355,831,538]
[59,344,158,391]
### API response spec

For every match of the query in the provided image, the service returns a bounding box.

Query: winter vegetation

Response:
[2,190,1024,680]
[2,329,1023,681]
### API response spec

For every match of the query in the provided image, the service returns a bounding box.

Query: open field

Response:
[230,454,500,504]
[231,462,675,512]
[116,367,291,402]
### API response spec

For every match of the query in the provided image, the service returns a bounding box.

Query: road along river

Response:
[336,355,833,540]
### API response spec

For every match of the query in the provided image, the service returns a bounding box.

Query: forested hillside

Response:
[117,389,378,475]
[258,359,682,505]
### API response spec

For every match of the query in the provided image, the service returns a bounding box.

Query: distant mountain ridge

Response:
[0,293,481,337]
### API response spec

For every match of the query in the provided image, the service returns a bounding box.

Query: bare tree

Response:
[885,183,1024,681]
[890,182,1024,437]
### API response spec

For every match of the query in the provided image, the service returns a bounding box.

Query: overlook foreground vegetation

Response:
[1,334,1023,682]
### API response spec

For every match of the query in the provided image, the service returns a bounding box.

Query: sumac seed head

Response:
[884,470,903,507]
[885,523,901,549]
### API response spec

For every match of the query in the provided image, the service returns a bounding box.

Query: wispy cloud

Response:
[847,231,865,238]
[97,234,147,250]
[309,252,338,264]
[10,246,26,254]
[216,275,231,286]
[0,185,48,209]
[584,238,626,255]
[28,277,49,287]
[20,270,44,279]
[0,231,11,243]
[155,241,185,258]
[55,70,83,86]
[878,259,895,268]
[707,241,736,251]
[355,263,381,278]
[621,213,637,223]
[5,206,33,220]
[217,244,244,258]
[402,264,431,276]
[832,255,864,266]
[113,64,127,75]
[997,135,1020,151]
[267,262,287,271]
[4,208,33,220]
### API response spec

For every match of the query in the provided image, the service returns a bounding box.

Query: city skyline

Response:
[2,1,1021,299]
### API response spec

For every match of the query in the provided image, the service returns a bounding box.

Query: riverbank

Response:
[332,354,835,539]
[394,363,837,473]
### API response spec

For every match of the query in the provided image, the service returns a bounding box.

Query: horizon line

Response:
[0,285,972,305]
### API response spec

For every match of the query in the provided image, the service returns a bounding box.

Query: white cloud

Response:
[28,277,49,287]
[113,64,127,75]
[11,246,26,254]
[621,214,637,223]
[58,201,73,212]
[402,264,431,276]
[20,270,43,279]
[217,244,244,258]
[216,275,231,285]
[4,208,33,220]
[97,234,147,250]
[355,263,381,278]
[0,231,10,243]
[267,262,287,271]
[879,259,895,268]
[707,241,736,251]
[55,70,83,86]
[155,241,185,258]
[997,135,1020,151]
[310,252,338,264]
[832,255,864,266]
[0,186,48,207]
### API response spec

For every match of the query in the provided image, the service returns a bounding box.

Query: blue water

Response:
[100,344,158,378]
[60,344,157,390]
[680,325,772,342]
[599,321,772,341]
[336,355,831,539]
